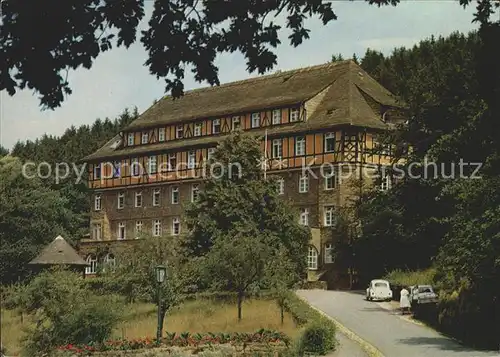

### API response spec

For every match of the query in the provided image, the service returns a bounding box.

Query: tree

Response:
[1,0,492,109]
[331,53,344,62]
[103,236,182,336]
[0,146,8,157]
[0,156,76,284]
[183,132,310,277]
[198,234,272,321]
[265,246,300,324]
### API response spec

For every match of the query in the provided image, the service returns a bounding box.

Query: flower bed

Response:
[54,329,290,356]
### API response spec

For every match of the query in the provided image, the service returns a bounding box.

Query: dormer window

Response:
[141,132,149,144]
[212,119,221,134]
[127,133,134,146]
[158,128,165,142]
[251,113,260,128]
[290,108,300,122]
[176,125,184,139]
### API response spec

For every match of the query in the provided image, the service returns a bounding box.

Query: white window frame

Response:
[85,255,97,275]
[135,220,143,239]
[131,158,140,177]
[324,243,334,264]
[194,123,202,137]
[168,153,177,171]
[232,116,241,131]
[299,174,309,193]
[152,188,161,207]
[212,119,221,134]
[94,194,101,211]
[117,192,125,209]
[176,125,184,139]
[324,205,335,226]
[141,132,149,144]
[324,167,336,190]
[117,222,126,240]
[300,208,309,226]
[251,113,260,128]
[148,156,157,174]
[207,148,216,161]
[135,192,142,207]
[94,164,101,180]
[191,184,199,202]
[272,109,281,125]
[277,178,285,195]
[307,246,318,270]
[325,132,335,153]
[290,108,300,122]
[171,186,179,204]
[92,223,102,241]
[158,128,165,142]
[295,136,305,156]
[380,173,392,191]
[172,217,181,236]
[104,253,116,271]
[272,139,282,159]
[153,219,161,237]
[127,133,134,146]
[187,150,196,169]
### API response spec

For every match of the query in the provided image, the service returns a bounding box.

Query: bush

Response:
[384,268,437,287]
[18,268,123,356]
[296,321,337,355]
[282,293,337,355]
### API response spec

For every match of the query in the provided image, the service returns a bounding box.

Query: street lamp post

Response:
[155,265,167,344]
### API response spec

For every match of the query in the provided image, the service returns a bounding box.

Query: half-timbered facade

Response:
[80,60,405,287]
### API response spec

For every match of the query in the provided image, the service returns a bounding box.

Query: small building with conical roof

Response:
[29,235,88,275]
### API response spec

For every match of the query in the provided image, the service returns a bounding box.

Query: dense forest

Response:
[2,24,500,347]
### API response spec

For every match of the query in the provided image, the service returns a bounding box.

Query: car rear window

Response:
[418,286,432,293]
[374,282,388,287]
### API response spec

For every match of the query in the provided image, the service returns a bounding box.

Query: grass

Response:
[1,298,298,356]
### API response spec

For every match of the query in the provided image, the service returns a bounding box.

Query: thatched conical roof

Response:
[29,235,88,266]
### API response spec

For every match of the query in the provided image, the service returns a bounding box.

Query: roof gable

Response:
[29,235,87,266]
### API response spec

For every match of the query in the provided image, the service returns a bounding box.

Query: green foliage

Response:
[17,268,123,356]
[0,156,77,284]
[296,322,337,355]
[182,132,308,319]
[384,268,437,288]
[183,132,310,280]
[282,293,337,355]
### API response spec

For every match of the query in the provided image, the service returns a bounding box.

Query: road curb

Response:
[296,293,385,357]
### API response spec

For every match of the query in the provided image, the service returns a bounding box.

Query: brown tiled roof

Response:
[83,60,401,162]
[29,235,88,266]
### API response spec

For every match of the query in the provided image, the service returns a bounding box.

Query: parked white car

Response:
[409,285,438,305]
[366,279,393,301]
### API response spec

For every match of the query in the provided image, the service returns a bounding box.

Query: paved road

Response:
[297,289,500,357]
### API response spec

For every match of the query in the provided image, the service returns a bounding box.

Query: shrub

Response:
[296,321,337,355]
[384,268,437,287]
[282,293,337,355]
[18,268,123,356]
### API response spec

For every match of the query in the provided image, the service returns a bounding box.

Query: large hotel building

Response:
[79,60,404,287]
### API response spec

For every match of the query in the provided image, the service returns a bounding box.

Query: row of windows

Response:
[127,108,301,147]
[92,217,181,241]
[307,244,334,270]
[94,184,199,211]
[94,149,215,179]
[271,132,335,159]
[297,206,336,227]
[85,253,115,275]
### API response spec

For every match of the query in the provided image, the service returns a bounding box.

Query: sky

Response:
[0,1,480,150]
